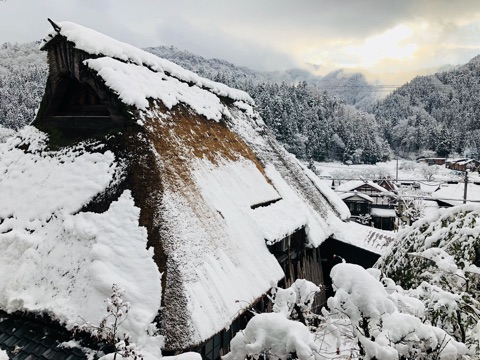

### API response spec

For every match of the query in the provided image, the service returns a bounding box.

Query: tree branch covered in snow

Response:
[378,205,480,353]
[75,284,144,360]
[224,267,470,360]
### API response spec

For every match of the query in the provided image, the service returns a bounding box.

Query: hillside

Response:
[146,45,378,102]
[374,56,480,158]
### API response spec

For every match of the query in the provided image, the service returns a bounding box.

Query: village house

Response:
[432,182,480,207]
[0,20,354,360]
[445,158,480,172]
[416,157,447,166]
[335,180,397,230]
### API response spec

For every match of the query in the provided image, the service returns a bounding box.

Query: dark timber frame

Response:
[33,35,132,136]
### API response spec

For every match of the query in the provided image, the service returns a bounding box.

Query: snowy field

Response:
[314,159,478,183]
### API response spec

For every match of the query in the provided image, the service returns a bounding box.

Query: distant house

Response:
[374,178,398,193]
[335,180,397,230]
[0,20,352,360]
[339,191,373,217]
[416,157,447,166]
[446,158,480,172]
[336,180,395,206]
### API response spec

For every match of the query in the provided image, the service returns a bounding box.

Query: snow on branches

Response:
[75,284,144,360]
[326,263,468,359]
[224,280,323,360]
[378,205,480,352]
[224,268,469,360]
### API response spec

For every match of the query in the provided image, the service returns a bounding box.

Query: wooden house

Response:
[335,181,397,230]
[0,21,351,360]
[416,157,447,166]
[446,158,480,172]
[338,191,373,217]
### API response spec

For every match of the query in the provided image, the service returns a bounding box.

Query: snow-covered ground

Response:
[315,159,480,206]
[314,159,474,183]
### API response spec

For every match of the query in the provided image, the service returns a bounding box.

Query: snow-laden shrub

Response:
[271,279,321,321]
[325,263,468,359]
[377,205,480,351]
[223,313,320,360]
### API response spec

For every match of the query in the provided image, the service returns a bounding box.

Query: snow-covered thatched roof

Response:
[333,221,395,255]
[0,21,351,356]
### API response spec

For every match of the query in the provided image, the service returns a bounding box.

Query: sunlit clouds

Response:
[303,18,480,82]
[345,25,417,67]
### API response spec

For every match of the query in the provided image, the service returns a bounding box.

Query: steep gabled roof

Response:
[339,192,374,203]
[40,20,253,120]
[0,20,351,357]
[336,180,393,195]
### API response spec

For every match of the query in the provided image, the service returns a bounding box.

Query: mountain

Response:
[373,55,480,158]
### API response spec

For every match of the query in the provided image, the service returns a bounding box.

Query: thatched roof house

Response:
[0,21,350,359]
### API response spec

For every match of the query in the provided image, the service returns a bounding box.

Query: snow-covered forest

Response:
[374,56,480,158]
[0,42,47,130]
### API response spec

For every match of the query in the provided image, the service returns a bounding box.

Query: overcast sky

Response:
[2,0,480,83]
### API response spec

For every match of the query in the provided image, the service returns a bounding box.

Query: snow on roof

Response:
[41,21,253,121]
[332,221,395,255]
[0,128,163,354]
[170,159,286,343]
[298,163,350,220]
[432,183,480,206]
[419,181,441,194]
[339,192,374,203]
[370,207,397,218]
[335,180,393,195]
[423,200,440,217]
[251,199,307,244]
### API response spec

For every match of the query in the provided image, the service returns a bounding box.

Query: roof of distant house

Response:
[432,183,480,206]
[339,191,374,203]
[335,180,393,195]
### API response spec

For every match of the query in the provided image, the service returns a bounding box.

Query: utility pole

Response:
[463,170,468,204]
[396,152,399,182]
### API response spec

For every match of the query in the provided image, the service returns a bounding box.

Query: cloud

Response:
[152,15,297,70]
[1,0,480,82]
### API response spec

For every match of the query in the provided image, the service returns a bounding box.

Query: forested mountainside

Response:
[0,42,388,163]
[374,56,480,158]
